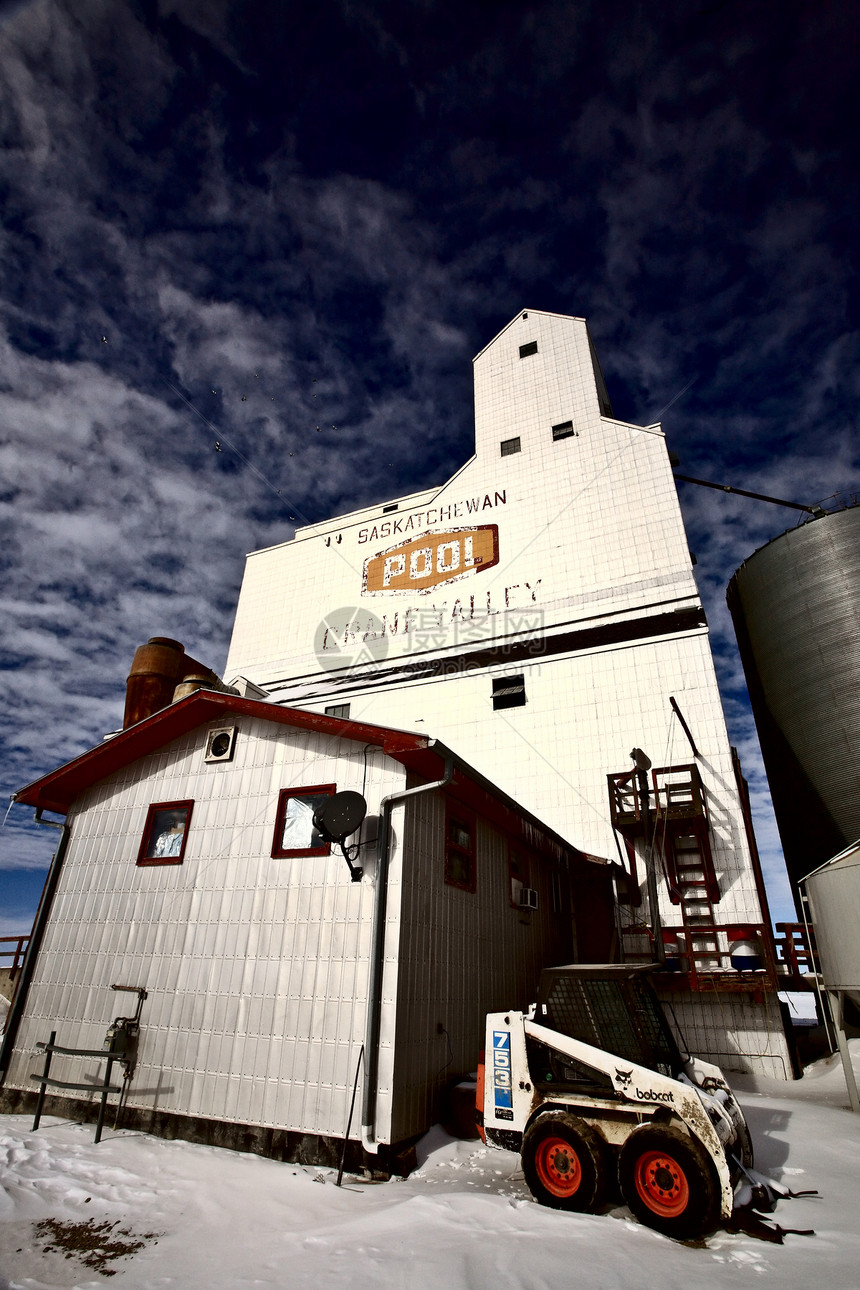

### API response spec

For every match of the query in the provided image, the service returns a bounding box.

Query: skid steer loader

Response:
[477,964,753,1239]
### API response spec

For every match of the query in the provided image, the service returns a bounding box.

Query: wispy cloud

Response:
[0,0,857,931]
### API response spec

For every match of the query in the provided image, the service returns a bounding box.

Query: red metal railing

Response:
[620,921,780,991]
[0,935,30,975]
[608,764,708,833]
[621,920,822,990]
[607,769,645,830]
[774,922,819,977]
[651,764,707,820]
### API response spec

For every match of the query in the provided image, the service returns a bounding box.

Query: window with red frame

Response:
[509,850,529,908]
[445,806,476,892]
[137,800,194,866]
[272,784,335,858]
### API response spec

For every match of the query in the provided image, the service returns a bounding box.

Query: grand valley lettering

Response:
[318,582,544,652]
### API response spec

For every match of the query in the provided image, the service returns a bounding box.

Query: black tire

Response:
[729,1117,754,1184]
[522,1112,609,1213]
[618,1124,721,1239]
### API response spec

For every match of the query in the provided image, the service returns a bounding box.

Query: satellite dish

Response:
[313,791,367,843]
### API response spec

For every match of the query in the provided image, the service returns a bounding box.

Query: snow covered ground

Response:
[1,1041,858,1289]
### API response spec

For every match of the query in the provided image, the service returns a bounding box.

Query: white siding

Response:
[6,718,406,1141]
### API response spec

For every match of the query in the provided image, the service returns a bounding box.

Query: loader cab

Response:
[531,964,684,1081]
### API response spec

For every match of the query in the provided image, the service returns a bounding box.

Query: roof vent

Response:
[204,727,237,763]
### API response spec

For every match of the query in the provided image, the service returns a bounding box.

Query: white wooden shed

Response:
[1,691,616,1170]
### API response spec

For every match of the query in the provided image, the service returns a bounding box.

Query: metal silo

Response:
[802,841,860,1112]
[726,505,860,910]
[803,842,860,1009]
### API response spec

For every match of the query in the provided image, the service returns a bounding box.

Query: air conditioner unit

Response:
[204,726,237,763]
[519,887,538,910]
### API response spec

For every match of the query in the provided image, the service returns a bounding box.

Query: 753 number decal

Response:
[492,1030,512,1112]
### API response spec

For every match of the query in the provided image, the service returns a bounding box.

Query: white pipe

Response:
[828,991,860,1114]
[798,883,835,1051]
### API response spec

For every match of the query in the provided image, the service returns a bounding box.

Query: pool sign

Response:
[362,525,499,595]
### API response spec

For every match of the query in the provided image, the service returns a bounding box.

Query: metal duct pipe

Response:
[172,674,223,703]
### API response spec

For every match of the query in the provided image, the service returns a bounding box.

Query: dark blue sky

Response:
[1,0,858,929]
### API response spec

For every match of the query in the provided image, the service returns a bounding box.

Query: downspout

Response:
[361,749,454,1153]
[0,806,70,1081]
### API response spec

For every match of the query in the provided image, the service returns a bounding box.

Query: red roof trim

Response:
[14,691,431,814]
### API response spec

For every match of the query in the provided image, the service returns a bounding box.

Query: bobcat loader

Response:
[477,964,754,1239]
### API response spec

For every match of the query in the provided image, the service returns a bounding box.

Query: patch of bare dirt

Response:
[33,1216,158,1276]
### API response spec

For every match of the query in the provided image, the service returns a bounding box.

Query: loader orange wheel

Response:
[535,1134,584,1198]
[522,1114,608,1213]
[632,1149,690,1217]
[619,1125,720,1240]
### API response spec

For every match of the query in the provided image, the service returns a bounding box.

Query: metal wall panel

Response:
[6,718,405,1141]
[805,845,860,999]
[389,783,576,1141]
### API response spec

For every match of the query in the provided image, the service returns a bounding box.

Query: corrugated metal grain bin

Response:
[727,506,860,909]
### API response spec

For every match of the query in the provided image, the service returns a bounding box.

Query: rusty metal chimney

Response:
[123,638,233,728]
[123,637,187,729]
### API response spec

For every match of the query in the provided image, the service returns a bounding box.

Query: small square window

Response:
[272,784,335,858]
[550,869,564,915]
[509,851,530,909]
[493,675,526,710]
[500,437,521,457]
[445,807,476,892]
[519,340,538,358]
[552,421,576,441]
[324,703,351,719]
[137,800,193,866]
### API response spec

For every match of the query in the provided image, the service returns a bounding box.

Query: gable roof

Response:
[472,308,588,363]
[13,691,433,816]
[13,689,614,874]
